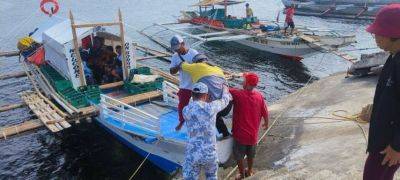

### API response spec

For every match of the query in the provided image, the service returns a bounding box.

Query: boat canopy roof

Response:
[43,20,93,45]
[192,0,245,7]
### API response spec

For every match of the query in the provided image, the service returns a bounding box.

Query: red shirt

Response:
[230,88,268,145]
[285,7,295,23]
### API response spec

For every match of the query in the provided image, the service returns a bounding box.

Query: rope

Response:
[128,138,162,180]
[278,110,369,143]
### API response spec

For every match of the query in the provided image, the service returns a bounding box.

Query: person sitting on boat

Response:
[88,36,106,84]
[169,35,199,131]
[180,54,231,138]
[182,82,232,180]
[115,45,122,62]
[114,45,123,78]
[363,4,400,180]
[284,4,296,36]
[245,3,254,18]
[229,72,268,179]
[102,46,122,83]
[79,49,95,85]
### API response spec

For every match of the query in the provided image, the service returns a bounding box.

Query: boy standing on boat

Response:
[180,54,231,138]
[363,4,400,180]
[183,82,232,180]
[229,73,268,179]
[245,3,253,18]
[169,35,199,131]
[284,4,295,35]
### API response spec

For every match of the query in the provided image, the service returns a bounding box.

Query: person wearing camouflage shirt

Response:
[182,82,232,180]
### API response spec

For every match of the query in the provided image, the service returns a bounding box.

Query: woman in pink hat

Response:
[364,3,400,180]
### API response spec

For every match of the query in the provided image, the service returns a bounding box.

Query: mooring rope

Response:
[128,138,162,180]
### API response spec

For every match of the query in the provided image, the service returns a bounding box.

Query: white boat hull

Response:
[235,38,321,58]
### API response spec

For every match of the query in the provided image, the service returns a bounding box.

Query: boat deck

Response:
[104,101,189,142]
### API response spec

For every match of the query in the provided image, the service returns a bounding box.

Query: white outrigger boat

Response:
[141,0,357,61]
[16,10,235,174]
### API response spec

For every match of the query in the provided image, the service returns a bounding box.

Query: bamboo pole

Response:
[99,81,124,89]
[69,11,86,87]
[0,119,42,140]
[73,22,120,28]
[118,9,129,80]
[119,91,162,104]
[136,55,170,61]
[0,71,27,80]
[0,50,19,57]
[0,103,25,112]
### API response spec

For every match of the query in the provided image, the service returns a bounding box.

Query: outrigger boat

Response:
[15,10,236,174]
[141,0,357,61]
[281,0,394,20]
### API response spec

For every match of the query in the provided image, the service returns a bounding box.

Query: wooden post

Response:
[224,0,227,18]
[69,11,86,87]
[118,9,129,80]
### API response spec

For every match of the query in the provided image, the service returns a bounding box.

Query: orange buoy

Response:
[40,0,59,15]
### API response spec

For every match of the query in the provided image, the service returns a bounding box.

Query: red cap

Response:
[244,72,259,87]
[366,4,400,38]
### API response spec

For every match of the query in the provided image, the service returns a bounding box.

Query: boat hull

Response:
[96,116,184,174]
[235,38,320,59]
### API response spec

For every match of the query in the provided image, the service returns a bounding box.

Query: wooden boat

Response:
[17,10,235,174]
[143,0,356,61]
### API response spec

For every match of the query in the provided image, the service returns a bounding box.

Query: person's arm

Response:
[261,98,269,130]
[389,58,400,151]
[170,62,182,74]
[169,55,182,75]
[207,86,232,114]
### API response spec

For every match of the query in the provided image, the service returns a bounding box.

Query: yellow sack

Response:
[17,37,35,51]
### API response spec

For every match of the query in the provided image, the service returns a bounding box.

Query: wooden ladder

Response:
[21,91,71,132]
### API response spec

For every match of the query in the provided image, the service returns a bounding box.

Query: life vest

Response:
[17,36,36,51]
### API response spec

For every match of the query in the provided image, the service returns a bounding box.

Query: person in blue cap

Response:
[182,82,232,180]
[169,35,199,131]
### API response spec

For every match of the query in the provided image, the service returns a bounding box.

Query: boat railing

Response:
[100,94,160,136]
[162,81,179,106]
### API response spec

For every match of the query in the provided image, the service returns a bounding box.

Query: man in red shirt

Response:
[229,72,269,179]
[284,4,295,35]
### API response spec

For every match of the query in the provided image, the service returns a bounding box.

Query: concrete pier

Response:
[219,72,400,179]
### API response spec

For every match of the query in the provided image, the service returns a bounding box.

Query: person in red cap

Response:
[364,3,400,180]
[229,72,268,179]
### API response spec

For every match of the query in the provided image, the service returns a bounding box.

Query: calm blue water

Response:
[0,0,377,179]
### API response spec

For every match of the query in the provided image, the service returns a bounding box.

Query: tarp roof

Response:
[192,0,245,7]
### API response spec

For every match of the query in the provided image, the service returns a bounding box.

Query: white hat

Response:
[192,82,208,94]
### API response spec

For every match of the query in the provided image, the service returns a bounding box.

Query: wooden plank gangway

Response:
[20,91,71,132]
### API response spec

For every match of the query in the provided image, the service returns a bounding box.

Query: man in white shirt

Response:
[169,35,199,131]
